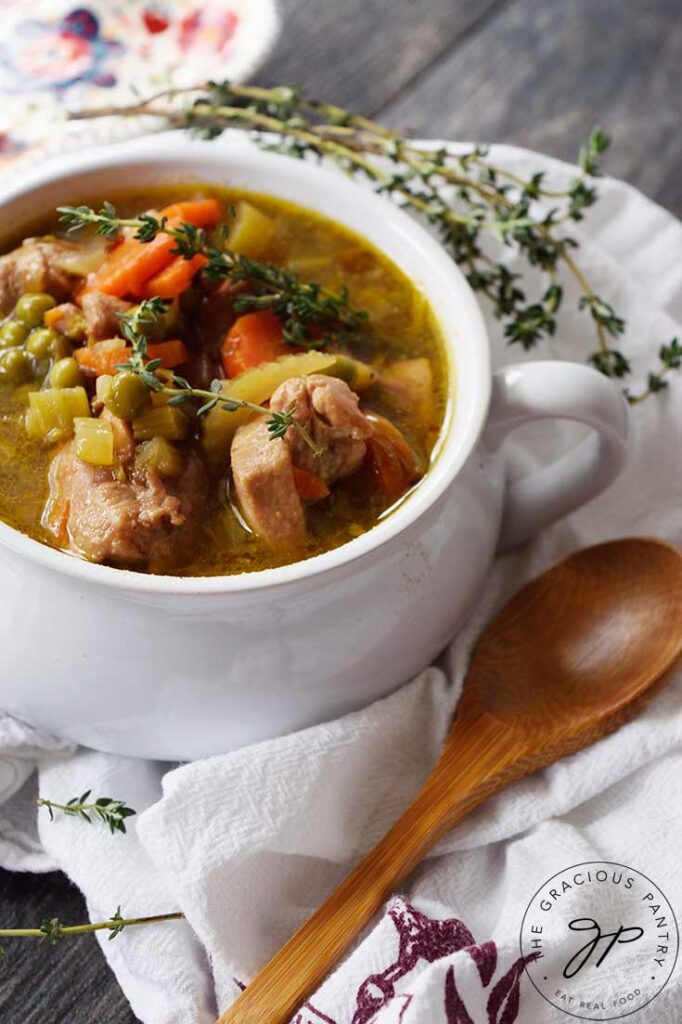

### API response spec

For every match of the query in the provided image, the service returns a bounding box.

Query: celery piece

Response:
[228,202,275,259]
[328,355,377,391]
[95,374,114,405]
[136,437,183,478]
[133,404,188,441]
[26,386,90,444]
[74,416,114,466]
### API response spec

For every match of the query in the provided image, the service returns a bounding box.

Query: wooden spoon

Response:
[218,537,682,1024]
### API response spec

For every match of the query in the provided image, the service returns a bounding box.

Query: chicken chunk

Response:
[0,238,80,313]
[230,417,306,549]
[230,374,373,547]
[270,374,373,482]
[42,302,84,339]
[80,291,131,340]
[45,413,208,570]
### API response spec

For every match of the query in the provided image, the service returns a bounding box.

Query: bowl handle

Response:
[484,361,628,549]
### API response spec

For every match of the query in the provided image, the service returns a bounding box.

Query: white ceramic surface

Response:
[0,134,629,759]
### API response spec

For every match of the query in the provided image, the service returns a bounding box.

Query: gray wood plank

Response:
[378,0,682,215]
[258,0,510,112]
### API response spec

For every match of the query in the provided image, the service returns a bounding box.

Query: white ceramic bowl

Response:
[0,133,629,759]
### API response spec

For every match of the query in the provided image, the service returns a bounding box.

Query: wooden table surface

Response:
[0,1,679,1020]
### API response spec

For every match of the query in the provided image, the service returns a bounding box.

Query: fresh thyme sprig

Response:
[57,203,367,350]
[69,82,680,402]
[116,300,324,457]
[0,907,183,950]
[36,791,137,835]
[624,337,681,403]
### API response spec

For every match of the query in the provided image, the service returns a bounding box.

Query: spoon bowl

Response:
[219,537,682,1024]
[468,537,682,733]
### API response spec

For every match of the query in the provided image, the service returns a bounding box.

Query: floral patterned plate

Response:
[0,0,279,176]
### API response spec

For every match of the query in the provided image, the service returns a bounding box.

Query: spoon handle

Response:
[217,707,524,1024]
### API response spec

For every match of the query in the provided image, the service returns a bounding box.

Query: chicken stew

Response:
[0,187,448,575]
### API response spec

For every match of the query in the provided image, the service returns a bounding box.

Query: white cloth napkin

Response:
[1,142,681,1024]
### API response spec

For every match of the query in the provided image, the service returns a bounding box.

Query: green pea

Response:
[50,333,73,360]
[0,348,33,383]
[26,326,61,359]
[14,292,56,328]
[49,356,83,389]
[0,320,30,349]
[104,371,150,421]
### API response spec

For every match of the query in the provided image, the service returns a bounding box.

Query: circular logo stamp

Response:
[520,861,678,1020]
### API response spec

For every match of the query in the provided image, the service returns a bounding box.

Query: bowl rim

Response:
[0,132,491,595]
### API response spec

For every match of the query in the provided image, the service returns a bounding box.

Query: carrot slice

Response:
[292,465,330,502]
[75,343,128,377]
[146,340,190,369]
[159,198,221,227]
[76,339,189,376]
[220,311,289,378]
[365,414,423,499]
[81,199,221,300]
[81,227,181,299]
[142,253,208,299]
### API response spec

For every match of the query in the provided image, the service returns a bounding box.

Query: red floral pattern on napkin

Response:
[283,900,536,1024]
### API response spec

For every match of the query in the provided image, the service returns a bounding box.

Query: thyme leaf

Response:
[625,337,681,403]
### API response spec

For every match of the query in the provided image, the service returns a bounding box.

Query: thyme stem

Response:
[560,249,607,354]
[158,383,324,459]
[68,82,679,401]
[0,911,184,943]
[191,101,533,233]
[36,793,136,834]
